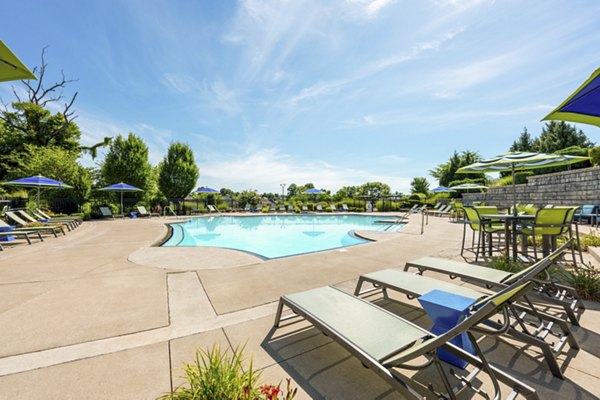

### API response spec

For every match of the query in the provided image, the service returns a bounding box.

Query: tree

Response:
[410,177,429,194]
[532,121,594,153]
[101,133,151,192]
[510,127,534,152]
[287,183,298,197]
[237,190,261,207]
[358,182,391,198]
[430,150,484,187]
[158,142,199,200]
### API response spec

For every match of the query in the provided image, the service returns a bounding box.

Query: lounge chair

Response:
[278,205,286,212]
[274,283,539,399]
[207,205,221,214]
[137,206,159,217]
[403,243,584,326]
[16,210,74,231]
[36,209,82,226]
[5,211,65,237]
[189,205,201,215]
[574,204,597,225]
[341,203,349,211]
[301,205,309,213]
[287,204,295,213]
[0,226,43,245]
[315,204,323,212]
[99,206,124,219]
[243,204,252,212]
[355,242,578,379]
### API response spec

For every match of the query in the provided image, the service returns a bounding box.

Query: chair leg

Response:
[461,222,467,256]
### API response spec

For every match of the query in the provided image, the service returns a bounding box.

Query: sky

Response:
[2,0,599,194]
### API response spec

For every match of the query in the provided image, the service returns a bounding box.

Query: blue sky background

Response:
[2,0,599,193]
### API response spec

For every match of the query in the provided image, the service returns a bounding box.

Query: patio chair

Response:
[517,207,579,264]
[4,211,65,237]
[35,209,81,227]
[403,239,584,326]
[16,210,74,231]
[355,242,578,379]
[288,204,295,213]
[99,206,124,219]
[207,205,221,214]
[342,203,349,211]
[315,204,323,212]
[243,204,252,212]
[301,205,309,213]
[278,205,286,212]
[329,203,338,212]
[189,205,202,215]
[574,204,597,225]
[274,284,539,400]
[137,206,159,217]
[461,207,505,261]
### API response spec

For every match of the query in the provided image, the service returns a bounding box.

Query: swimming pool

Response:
[162,214,405,259]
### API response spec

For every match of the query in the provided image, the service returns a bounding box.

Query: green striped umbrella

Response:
[0,40,36,82]
[457,152,589,214]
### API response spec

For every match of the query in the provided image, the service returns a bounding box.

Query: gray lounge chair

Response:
[315,204,323,212]
[137,206,159,217]
[278,205,286,212]
[99,206,124,219]
[402,245,584,326]
[274,283,539,400]
[301,205,309,213]
[342,203,349,211]
[287,204,295,212]
[207,205,221,214]
[0,227,43,246]
[355,241,578,379]
[5,211,65,236]
[17,210,74,231]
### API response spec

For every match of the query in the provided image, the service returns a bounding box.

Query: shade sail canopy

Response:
[196,187,218,193]
[430,186,455,193]
[0,40,36,82]
[542,67,600,127]
[3,175,72,208]
[302,188,325,194]
[449,183,488,190]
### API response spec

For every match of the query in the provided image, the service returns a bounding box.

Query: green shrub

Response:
[486,257,525,273]
[513,171,533,184]
[564,264,600,301]
[158,344,297,400]
[589,146,600,166]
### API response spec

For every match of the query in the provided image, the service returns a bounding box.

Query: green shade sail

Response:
[542,67,600,128]
[0,40,36,82]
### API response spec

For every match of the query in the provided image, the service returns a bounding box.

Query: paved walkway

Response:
[0,214,598,399]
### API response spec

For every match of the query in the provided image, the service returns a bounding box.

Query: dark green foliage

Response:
[486,257,525,273]
[589,146,600,166]
[410,177,429,194]
[533,121,594,153]
[510,127,534,152]
[564,265,600,302]
[430,150,485,187]
[158,142,199,200]
[101,133,151,193]
[513,171,533,184]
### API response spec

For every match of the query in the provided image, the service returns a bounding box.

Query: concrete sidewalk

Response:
[0,214,598,399]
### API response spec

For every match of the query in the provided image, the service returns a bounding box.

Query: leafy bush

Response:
[158,344,297,400]
[513,171,533,184]
[564,264,600,301]
[486,257,525,273]
[589,146,600,166]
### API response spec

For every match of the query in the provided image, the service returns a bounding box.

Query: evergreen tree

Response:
[510,127,534,152]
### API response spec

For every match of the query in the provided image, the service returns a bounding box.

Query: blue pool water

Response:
[162,214,405,259]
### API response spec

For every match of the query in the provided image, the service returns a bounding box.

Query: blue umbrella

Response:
[431,186,455,193]
[99,182,143,215]
[3,175,72,208]
[543,67,600,128]
[196,187,218,193]
[302,188,324,194]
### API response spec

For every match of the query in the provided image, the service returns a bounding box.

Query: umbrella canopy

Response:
[100,182,143,215]
[3,175,72,208]
[196,186,218,193]
[449,183,488,190]
[430,186,455,193]
[0,40,36,82]
[302,188,324,194]
[457,152,588,214]
[542,67,600,127]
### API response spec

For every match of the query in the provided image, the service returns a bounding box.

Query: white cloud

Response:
[199,148,412,193]
[346,0,396,17]
[161,73,202,93]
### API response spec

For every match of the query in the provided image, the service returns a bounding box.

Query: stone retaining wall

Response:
[462,166,600,206]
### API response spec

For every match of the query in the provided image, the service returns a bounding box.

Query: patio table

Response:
[480,214,535,260]
[418,289,477,369]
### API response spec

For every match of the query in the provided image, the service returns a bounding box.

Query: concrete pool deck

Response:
[0,213,598,399]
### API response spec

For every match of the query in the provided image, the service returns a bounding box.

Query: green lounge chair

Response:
[355,241,578,379]
[274,283,539,400]
[35,209,81,228]
[403,244,584,326]
[16,210,74,231]
[5,211,65,237]
[99,206,124,219]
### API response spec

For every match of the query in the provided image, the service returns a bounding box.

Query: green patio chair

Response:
[355,241,578,379]
[4,211,65,237]
[462,207,504,261]
[517,207,578,263]
[99,206,124,219]
[403,239,584,326]
[274,284,539,400]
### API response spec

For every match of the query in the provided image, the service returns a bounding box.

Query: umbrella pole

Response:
[121,191,123,215]
[37,187,40,209]
[512,163,517,215]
